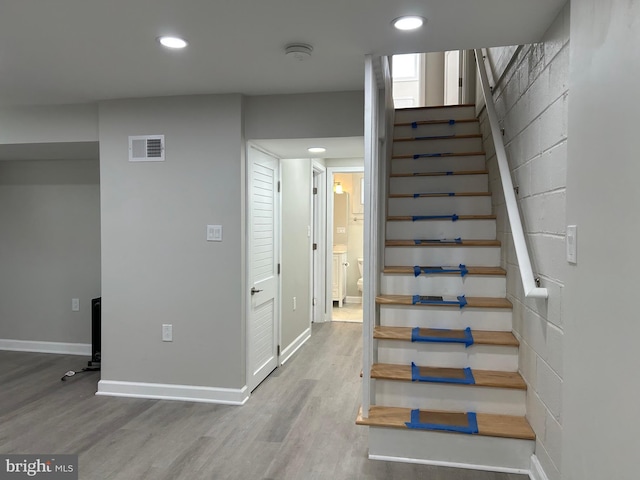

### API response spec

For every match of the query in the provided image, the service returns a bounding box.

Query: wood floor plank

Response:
[388,192,491,198]
[394,134,483,142]
[390,169,488,177]
[0,324,526,480]
[394,118,479,127]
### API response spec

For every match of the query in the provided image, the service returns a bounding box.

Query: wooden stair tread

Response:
[386,239,501,247]
[370,363,526,390]
[374,326,519,347]
[383,266,505,276]
[388,192,491,198]
[393,151,485,160]
[394,118,479,127]
[376,295,512,309]
[394,134,482,142]
[356,406,536,441]
[390,169,488,177]
[387,214,496,222]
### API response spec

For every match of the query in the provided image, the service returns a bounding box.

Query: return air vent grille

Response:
[128,135,165,162]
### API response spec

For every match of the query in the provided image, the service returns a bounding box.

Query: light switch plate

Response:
[566,225,577,263]
[207,225,222,242]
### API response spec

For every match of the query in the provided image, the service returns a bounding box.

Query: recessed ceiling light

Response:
[392,16,425,31]
[157,36,188,49]
[308,147,326,153]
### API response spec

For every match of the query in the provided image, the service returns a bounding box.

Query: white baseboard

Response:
[280,327,311,365]
[369,455,530,475]
[346,296,363,304]
[529,455,549,480]
[97,380,249,405]
[0,338,91,356]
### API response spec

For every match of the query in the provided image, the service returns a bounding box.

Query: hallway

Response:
[0,323,526,479]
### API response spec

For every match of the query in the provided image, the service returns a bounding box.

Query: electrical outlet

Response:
[293,297,297,311]
[206,224,222,242]
[566,225,577,263]
[162,324,173,342]
[71,298,80,312]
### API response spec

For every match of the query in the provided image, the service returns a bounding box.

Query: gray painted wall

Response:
[280,159,312,350]
[477,4,569,478]
[564,1,640,479]
[244,92,364,140]
[98,94,246,388]
[0,159,101,344]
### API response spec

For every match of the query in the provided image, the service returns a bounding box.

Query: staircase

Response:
[357,104,535,473]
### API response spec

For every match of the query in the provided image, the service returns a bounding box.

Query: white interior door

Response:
[248,146,280,392]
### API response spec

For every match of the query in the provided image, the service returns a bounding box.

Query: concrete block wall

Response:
[476,3,570,479]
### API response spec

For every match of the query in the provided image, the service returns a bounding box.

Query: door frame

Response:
[325,165,365,322]
[245,143,282,392]
[312,162,327,324]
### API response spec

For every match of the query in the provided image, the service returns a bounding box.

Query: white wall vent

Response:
[128,135,165,162]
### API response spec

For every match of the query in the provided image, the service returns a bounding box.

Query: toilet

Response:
[357,258,364,293]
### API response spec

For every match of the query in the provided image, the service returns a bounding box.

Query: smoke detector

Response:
[285,43,313,61]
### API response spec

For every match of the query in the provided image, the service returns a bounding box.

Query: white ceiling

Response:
[0,0,566,107]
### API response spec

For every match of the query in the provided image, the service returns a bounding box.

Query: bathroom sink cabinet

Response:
[332,252,347,307]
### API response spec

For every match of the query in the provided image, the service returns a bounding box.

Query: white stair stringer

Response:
[385,245,501,266]
[394,105,476,123]
[392,154,486,175]
[374,381,526,416]
[376,341,519,371]
[380,273,506,297]
[379,304,512,331]
[392,137,483,156]
[394,120,480,138]
[368,427,534,474]
[386,219,496,240]
[387,196,492,217]
[389,174,488,194]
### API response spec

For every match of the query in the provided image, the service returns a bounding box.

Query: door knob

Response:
[251,287,263,295]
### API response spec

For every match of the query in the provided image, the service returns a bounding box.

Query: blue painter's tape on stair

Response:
[415,264,468,277]
[457,295,468,308]
[449,119,456,125]
[411,122,418,129]
[413,238,462,245]
[412,192,456,198]
[411,326,474,347]
[411,362,476,384]
[415,134,455,140]
[405,409,479,434]
[411,214,459,222]
[412,153,454,159]
[412,295,467,309]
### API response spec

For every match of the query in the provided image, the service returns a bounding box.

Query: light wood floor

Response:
[0,323,527,480]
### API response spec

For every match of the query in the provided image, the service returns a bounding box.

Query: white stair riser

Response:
[388,196,492,217]
[377,341,519,372]
[379,305,512,331]
[393,137,483,156]
[375,381,526,415]
[368,427,534,472]
[380,274,506,297]
[386,220,496,240]
[394,106,476,123]
[394,121,480,138]
[385,246,501,266]
[392,155,486,175]
[389,175,488,194]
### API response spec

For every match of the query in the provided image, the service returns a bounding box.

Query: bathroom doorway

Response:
[327,168,365,323]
